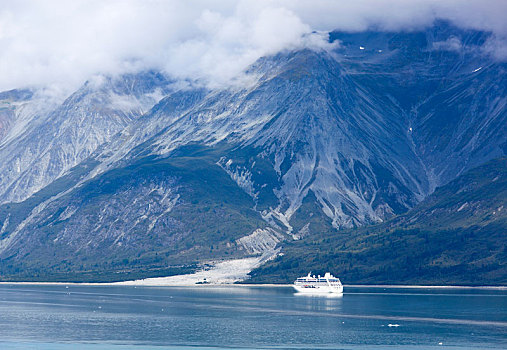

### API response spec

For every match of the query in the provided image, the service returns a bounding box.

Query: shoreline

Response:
[0,281,506,290]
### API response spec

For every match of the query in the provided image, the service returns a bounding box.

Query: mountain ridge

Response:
[248,157,507,285]
[0,23,505,283]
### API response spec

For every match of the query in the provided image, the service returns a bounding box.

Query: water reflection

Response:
[294,291,344,312]
[294,292,344,299]
[0,284,504,349]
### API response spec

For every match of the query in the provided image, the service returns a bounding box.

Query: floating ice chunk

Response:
[472,67,482,73]
[388,324,400,327]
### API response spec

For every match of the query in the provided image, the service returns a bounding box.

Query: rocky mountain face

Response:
[249,157,507,285]
[0,23,505,282]
[0,72,172,204]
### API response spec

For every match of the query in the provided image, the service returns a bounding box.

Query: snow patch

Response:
[292,222,310,240]
[58,206,78,221]
[115,253,277,286]
[236,228,284,254]
[217,157,258,200]
[0,215,10,235]
[432,37,462,52]
[0,200,49,253]
[457,202,469,212]
[261,209,293,234]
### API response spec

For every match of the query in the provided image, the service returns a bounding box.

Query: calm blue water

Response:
[0,284,505,349]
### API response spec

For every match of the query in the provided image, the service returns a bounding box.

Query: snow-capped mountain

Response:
[0,23,505,281]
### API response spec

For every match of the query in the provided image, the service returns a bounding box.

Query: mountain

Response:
[0,23,505,283]
[248,157,507,285]
[0,72,172,204]
[0,146,271,281]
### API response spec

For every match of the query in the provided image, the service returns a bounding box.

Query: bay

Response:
[0,284,505,349]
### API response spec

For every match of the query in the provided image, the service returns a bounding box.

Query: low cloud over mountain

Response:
[1,0,506,94]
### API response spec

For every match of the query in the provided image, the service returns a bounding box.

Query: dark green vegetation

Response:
[249,158,507,285]
[0,145,266,282]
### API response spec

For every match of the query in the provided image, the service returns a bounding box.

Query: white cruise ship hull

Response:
[293,285,343,294]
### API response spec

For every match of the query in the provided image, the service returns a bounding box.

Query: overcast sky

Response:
[1,0,506,94]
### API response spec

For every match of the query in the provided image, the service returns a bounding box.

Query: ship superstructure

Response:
[293,272,343,294]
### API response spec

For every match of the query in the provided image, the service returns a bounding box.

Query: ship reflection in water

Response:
[0,284,505,350]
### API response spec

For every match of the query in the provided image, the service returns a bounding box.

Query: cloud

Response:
[432,37,463,52]
[0,0,506,93]
[162,5,329,88]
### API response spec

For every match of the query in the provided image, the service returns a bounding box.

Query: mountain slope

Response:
[0,23,505,283]
[336,23,507,188]
[249,157,507,285]
[0,72,172,204]
[102,49,431,231]
[0,145,277,282]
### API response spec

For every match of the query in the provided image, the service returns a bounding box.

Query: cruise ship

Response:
[293,272,343,294]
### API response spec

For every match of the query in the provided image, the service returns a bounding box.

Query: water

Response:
[0,284,505,349]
